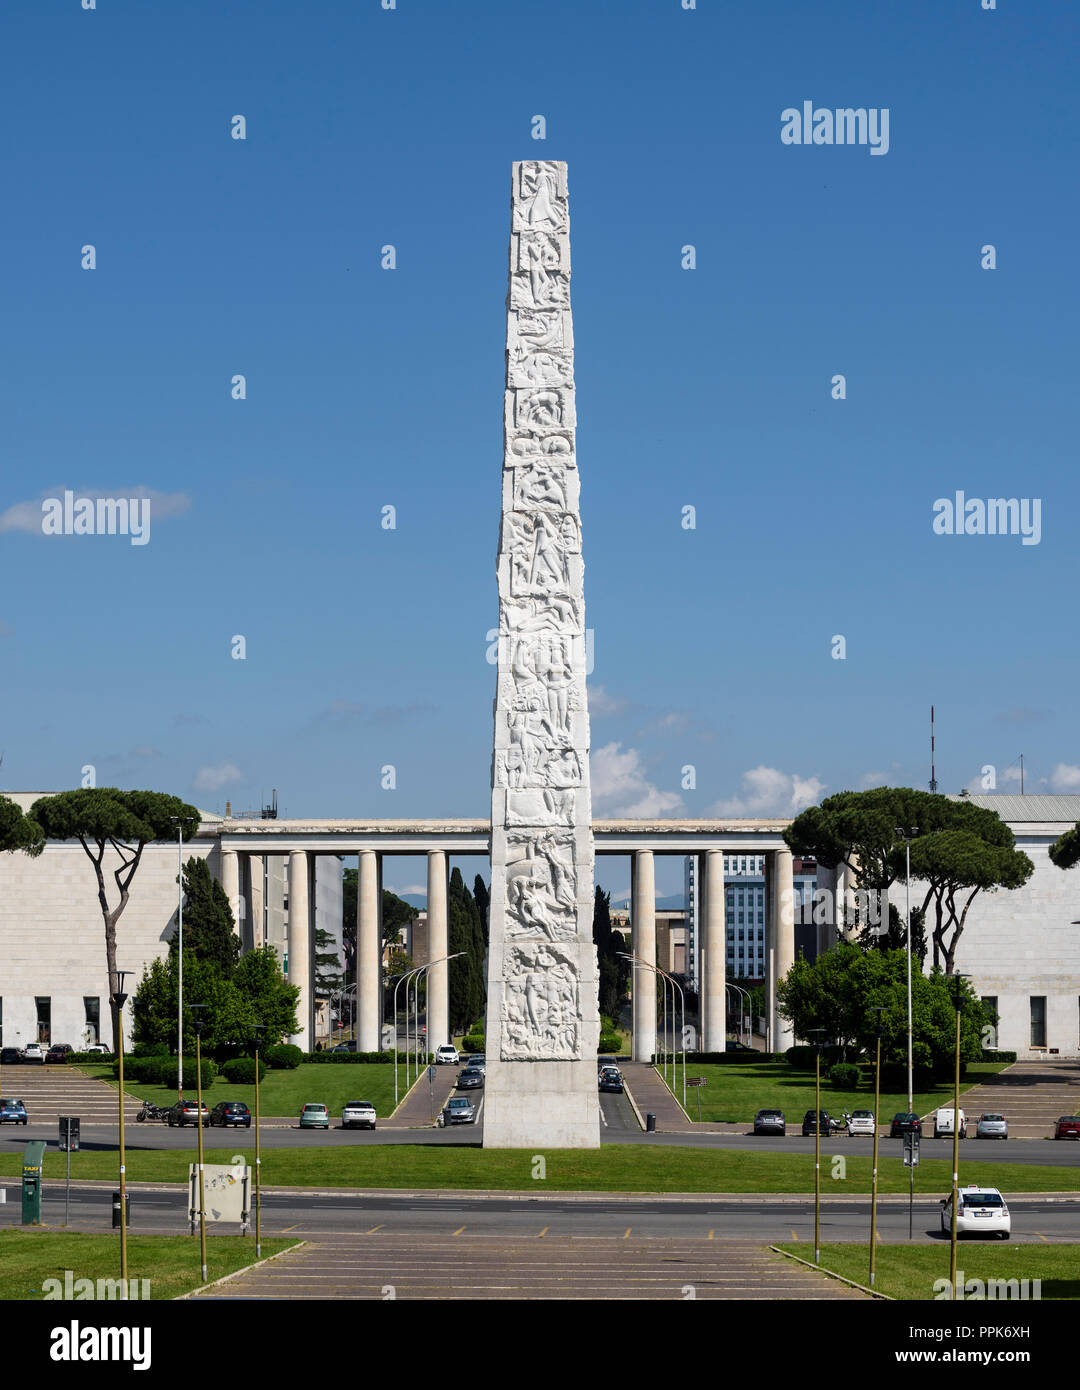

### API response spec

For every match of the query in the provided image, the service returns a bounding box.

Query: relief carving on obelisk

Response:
[488,160,597,1070]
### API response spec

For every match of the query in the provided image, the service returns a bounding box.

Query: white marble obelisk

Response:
[482,161,601,1148]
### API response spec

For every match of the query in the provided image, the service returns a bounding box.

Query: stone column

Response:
[701,848,726,1053]
[770,848,796,1050]
[219,848,242,941]
[632,849,657,1062]
[287,850,311,1051]
[357,850,381,1053]
[426,850,449,1050]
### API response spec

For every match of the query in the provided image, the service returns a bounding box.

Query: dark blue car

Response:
[0,1098,28,1126]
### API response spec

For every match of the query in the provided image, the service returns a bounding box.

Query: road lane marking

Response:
[452,1226,466,1235]
[707,1230,714,1240]
[281,1224,301,1233]
[1037,1232,1048,1242]
[366,1225,384,1234]
[538,1227,548,1238]
[623,1228,631,1238]
[791,1230,798,1241]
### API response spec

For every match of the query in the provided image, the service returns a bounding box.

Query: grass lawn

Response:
[654,1059,1008,1123]
[1,1144,1075,1193]
[0,1229,294,1300]
[77,1062,406,1117]
[776,1242,1080,1300]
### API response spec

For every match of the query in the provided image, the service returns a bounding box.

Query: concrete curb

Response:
[6,1177,1075,1204]
[173,1239,305,1300]
[770,1244,892,1299]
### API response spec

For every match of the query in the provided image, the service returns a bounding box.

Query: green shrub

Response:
[460,1035,485,1054]
[303,1051,393,1063]
[981,1049,1017,1064]
[598,1034,622,1054]
[828,1062,861,1090]
[265,1044,303,1070]
[222,1057,267,1085]
[786,1045,818,1070]
[131,1041,169,1058]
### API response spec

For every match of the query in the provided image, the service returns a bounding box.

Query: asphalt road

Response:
[1,1184,1077,1245]
[4,1120,1079,1166]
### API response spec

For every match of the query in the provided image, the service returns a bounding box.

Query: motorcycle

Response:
[831,1109,852,1136]
[136,1101,170,1123]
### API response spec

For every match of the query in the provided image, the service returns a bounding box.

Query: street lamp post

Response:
[868,1006,887,1288]
[170,817,185,1100]
[620,952,686,1110]
[949,973,970,1299]
[188,1006,209,1284]
[391,955,464,1108]
[111,971,131,1287]
[251,1023,266,1258]
[806,1028,826,1263]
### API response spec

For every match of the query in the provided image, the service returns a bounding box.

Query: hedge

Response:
[222,1057,268,1085]
[828,1062,861,1090]
[264,1044,303,1070]
[69,1051,115,1064]
[116,1056,216,1088]
[981,1049,1017,1064]
[461,1035,485,1054]
[598,1035,622,1054]
[302,1051,398,1064]
[685,1051,787,1064]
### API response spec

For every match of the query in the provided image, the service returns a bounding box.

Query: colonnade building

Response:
[1,794,1077,1062]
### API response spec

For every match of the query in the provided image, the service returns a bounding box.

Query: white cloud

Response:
[709,766,825,817]
[1049,763,1080,792]
[591,742,684,818]
[587,684,629,717]
[193,763,244,793]
[0,488,191,534]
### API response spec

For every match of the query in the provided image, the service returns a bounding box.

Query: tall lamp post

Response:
[806,1028,826,1263]
[619,952,686,1107]
[896,826,919,1113]
[868,1006,887,1288]
[111,970,131,1285]
[949,973,970,1299]
[189,1005,209,1285]
[251,1023,265,1258]
[170,816,185,1100]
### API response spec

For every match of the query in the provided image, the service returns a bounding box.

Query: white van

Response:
[934,1107,967,1139]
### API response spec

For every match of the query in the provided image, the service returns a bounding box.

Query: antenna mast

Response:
[929,705,938,793]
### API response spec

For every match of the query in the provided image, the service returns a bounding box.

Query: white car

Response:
[341,1100,377,1131]
[22,1043,44,1063]
[435,1045,459,1065]
[934,1107,967,1139]
[86,1043,110,1054]
[847,1110,876,1137]
[940,1185,1010,1239]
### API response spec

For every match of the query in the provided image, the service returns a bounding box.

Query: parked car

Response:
[299,1103,330,1129]
[166,1099,209,1127]
[889,1112,922,1138]
[940,1185,1010,1239]
[85,1043,110,1054]
[753,1108,786,1136]
[599,1072,624,1094]
[0,1048,21,1066]
[1054,1115,1080,1140]
[46,1044,73,1064]
[934,1108,967,1139]
[22,1043,44,1064]
[801,1109,833,1137]
[456,1068,484,1090]
[331,1041,357,1053]
[435,1045,460,1065]
[209,1101,251,1128]
[598,1064,622,1081]
[726,1040,754,1052]
[976,1113,1008,1140]
[464,1056,486,1073]
[847,1110,876,1137]
[441,1096,476,1125]
[0,1098,28,1126]
[341,1100,377,1130]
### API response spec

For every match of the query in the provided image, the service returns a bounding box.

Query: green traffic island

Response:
[0,1229,296,1301]
[775,1242,1080,1301]
[653,1058,1009,1125]
[2,1145,1076,1195]
[74,1060,404,1119]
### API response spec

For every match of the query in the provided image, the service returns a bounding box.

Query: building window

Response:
[35,997,51,1046]
[84,997,100,1045]
[981,996,998,1050]
[1030,996,1047,1049]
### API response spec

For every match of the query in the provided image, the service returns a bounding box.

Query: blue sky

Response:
[1,0,1077,899]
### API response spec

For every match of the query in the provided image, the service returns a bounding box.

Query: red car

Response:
[1054,1116,1080,1140]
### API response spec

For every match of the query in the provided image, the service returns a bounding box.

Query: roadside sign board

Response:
[687,1077,707,1088]
[190,1160,251,1226]
[903,1132,920,1166]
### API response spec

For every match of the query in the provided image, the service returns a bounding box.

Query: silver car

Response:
[976,1112,1008,1140]
[442,1096,476,1125]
